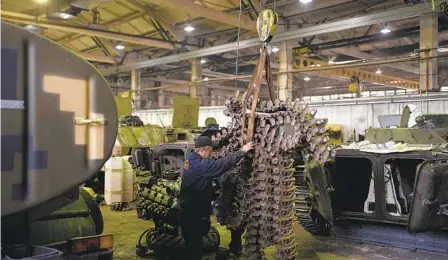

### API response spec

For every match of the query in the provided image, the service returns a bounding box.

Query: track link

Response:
[293,164,330,236]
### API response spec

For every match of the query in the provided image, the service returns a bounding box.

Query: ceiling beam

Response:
[76,13,121,57]
[283,0,357,18]
[328,47,419,74]
[150,76,244,91]
[78,52,117,64]
[123,0,183,41]
[29,0,70,17]
[100,0,441,75]
[1,11,175,49]
[388,23,416,45]
[57,12,145,44]
[147,0,256,31]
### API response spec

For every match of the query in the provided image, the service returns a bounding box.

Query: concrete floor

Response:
[101,206,447,260]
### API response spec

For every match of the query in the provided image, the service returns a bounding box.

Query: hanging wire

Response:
[235,0,243,89]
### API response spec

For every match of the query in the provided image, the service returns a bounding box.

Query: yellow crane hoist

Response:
[348,76,363,97]
[241,9,279,145]
[256,9,279,43]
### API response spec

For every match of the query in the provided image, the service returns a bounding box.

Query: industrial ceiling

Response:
[2,0,448,99]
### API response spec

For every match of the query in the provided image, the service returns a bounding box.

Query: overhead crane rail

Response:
[292,54,420,90]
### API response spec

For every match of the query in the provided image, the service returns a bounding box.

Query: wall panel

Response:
[134,96,448,141]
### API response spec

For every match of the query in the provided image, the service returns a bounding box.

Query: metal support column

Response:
[278,41,293,100]
[157,90,165,108]
[420,12,438,92]
[210,89,217,106]
[190,58,202,98]
[131,69,141,110]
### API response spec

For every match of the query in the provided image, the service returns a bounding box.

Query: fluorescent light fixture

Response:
[272,46,280,53]
[320,86,333,89]
[55,12,74,20]
[304,76,311,81]
[35,0,48,4]
[24,24,39,31]
[115,42,125,50]
[375,68,382,74]
[203,77,209,81]
[300,0,313,3]
[334,60,361,65]
[200,58,206,64]
[438,47,448,53]
[184,24,195,32]
[380,27,391,34]
[316,64,321,67]
[328,60,335,65]
[441,86,448,92]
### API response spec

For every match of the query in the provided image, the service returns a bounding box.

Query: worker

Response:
[180,136,254,260]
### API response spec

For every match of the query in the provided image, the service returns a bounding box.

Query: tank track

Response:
[293,164,330,236]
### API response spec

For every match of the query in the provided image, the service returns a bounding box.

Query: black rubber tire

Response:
[146,226,220,254]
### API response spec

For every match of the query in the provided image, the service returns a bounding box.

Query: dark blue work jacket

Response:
[180,150,243,217]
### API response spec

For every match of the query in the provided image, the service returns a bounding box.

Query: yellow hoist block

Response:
[257,9,279,43]
[348,76,363,94]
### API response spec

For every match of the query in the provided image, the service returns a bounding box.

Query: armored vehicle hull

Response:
[295,149,448,253]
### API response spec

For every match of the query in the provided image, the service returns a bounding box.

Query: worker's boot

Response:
[229,228,243,257]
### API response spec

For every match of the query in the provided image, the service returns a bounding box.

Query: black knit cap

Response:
[195,136,217,148]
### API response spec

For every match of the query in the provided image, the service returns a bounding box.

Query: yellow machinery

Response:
[114,91,132,118]
[256,9,278,43]
[172,96,200,129]
[325,124,343,145]
[241,9,279,145]
[348,76,363,97]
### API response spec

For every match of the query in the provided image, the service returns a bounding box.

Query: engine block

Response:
[134,167,221,258]
[135,170,181,228]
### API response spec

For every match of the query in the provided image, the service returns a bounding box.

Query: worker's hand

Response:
[241,142,255,153]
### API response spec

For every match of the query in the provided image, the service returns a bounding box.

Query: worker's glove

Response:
[241,142,255,153]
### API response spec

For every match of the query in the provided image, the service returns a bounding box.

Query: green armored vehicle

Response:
[296,111,448,253]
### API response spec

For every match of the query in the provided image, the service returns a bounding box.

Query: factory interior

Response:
[2,0,448,259]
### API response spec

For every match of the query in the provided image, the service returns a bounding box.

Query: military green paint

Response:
[172,96,200,129]
[116,125,195,154]
[365,128,448,144]
[2,188,99,245]
[304,159,334,225]
[205,117,217,127]
[114,91,132,118]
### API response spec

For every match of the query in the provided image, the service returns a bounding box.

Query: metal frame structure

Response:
[101,0,445,75]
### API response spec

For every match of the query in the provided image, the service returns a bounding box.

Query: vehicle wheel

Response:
[146,227,220,254]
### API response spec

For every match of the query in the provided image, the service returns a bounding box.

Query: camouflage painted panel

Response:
[133,126,165,147]
[117,127,139,148]
[365,128,448,145]
[1,22,117,217]
[172,96,199,129]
